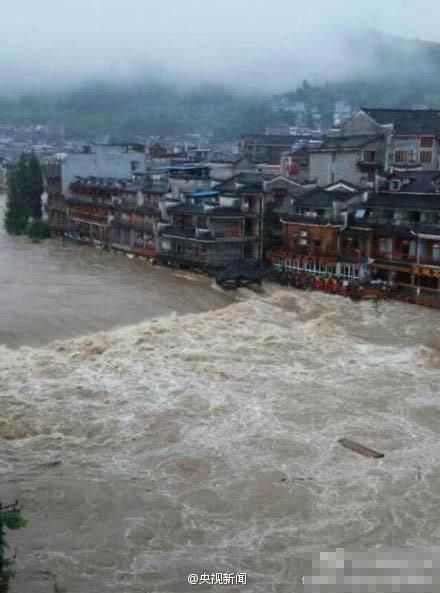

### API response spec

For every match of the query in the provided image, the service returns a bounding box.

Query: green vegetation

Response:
[1,34,440,139]
[26,219,51,241]
[0,503,27,593]
[4,154,44,236]
[0,82,276,140]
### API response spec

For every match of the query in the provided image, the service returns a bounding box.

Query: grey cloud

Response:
[0,0,438,92]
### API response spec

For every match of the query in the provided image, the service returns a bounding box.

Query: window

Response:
[394,150,408,163]
[421,136,434,148]
[421,151,432,163]
[363,150,376,163]
[433,244,440,261]
[378,238,393,254]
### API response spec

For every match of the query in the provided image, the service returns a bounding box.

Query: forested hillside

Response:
[1,31,440,140]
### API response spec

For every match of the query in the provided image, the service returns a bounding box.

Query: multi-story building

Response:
[268,170,440,303]
[280,147,312,182]
[263,175,316,251]
[156,175,264,270]
[309,108,440,188]
[309,133,386,188]
[66,177,165,257]
[239,134,315,165]
[362,108,440,171]
[43,143,147,232]
[205,154,254,182]
[351,171,440,300]
[167,164,211,199]
[268,181,369,282]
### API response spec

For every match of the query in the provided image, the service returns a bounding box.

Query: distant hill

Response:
[1,31,440,140]
[273,31,440,128]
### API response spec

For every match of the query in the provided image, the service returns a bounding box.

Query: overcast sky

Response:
[0,0,438,92]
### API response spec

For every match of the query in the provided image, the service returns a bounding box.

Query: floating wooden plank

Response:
[338,438,384,459]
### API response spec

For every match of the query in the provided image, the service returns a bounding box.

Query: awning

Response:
[416,233,440,241]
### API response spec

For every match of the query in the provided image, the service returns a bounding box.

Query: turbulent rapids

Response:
[1,286,440,592]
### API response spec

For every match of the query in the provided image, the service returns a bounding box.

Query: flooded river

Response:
[0,194,233,348]
[1,196,440,592]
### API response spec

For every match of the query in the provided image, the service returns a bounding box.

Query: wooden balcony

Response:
[371,251,417,262]
[338,252,365,263]
[267,246,338,264]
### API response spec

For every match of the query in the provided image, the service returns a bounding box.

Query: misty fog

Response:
[1,0,439,94]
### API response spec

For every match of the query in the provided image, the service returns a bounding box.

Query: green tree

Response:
[4,160,29,235]
[4,154,43,235]
[26,219,51,241]
[26,154,44,220]
[0,503,27,593]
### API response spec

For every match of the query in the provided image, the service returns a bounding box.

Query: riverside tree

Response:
[4,154,44,235]
[0,502,27,593]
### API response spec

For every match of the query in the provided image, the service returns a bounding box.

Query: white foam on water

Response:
[1,287,440,592]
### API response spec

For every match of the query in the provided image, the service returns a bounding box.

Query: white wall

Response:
[61,145,146,194]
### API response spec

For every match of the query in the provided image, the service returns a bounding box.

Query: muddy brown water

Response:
[0,195,233,348]
[1,196,440,592]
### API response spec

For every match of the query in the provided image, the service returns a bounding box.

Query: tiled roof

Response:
[387,170,440,194]
[313,135,383,151]
[366,192,440,210]
[295,187,359,208]
[363,108,440,136]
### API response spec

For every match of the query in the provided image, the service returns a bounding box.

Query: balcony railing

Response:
[349,217,440,235]
[111,219,154,233]
[338,249,368,262]
[67,195,158,215]
[159,224,259,243]
[356,159,377,166]
[371,250,417,261]
[283,246,338,262]
[214,229,244,239]
[283,213,341,225]
[413,257,440,267]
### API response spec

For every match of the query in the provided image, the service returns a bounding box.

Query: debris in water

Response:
[338,438,384,459]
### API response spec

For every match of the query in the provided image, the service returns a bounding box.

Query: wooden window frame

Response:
[394,150,408,163]
[421,136,434,149]
[420,150,433,163]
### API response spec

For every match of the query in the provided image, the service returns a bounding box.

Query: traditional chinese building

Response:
[263,176,316,252]
[156,174,264,270]
[269,181,369,282]
[43,143,147,233]
[353,171,440,300]
[66,177,165,257]
[308,108,440,189]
